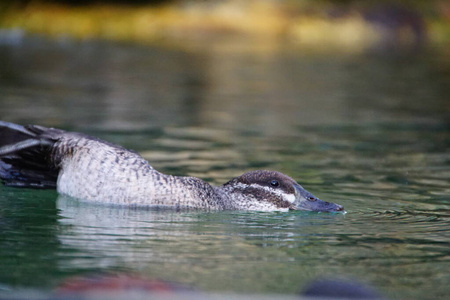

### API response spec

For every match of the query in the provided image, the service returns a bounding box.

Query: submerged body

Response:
[0,121,344,212]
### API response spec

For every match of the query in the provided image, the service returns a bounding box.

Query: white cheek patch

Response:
[252,184,296,204]
[284,193,296,204]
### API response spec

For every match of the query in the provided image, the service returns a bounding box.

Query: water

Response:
[0,36,449,299]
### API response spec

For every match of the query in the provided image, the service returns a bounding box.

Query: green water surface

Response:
[0,36,449,299]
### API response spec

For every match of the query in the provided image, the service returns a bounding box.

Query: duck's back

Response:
[0,122,155,204]
[54,134,156,205]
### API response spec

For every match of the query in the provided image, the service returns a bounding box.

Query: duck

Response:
[0,121,344,212]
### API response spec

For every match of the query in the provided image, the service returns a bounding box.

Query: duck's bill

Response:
[291,184,344,212]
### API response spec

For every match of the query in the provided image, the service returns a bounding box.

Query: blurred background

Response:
[0,0,449,130]
[0,1,449,300]
[1,0,449,49]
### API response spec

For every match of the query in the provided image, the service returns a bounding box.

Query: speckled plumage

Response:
[0,121,344,212]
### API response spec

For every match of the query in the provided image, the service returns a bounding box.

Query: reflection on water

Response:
[0,36,449,299]
[53,194,450,298]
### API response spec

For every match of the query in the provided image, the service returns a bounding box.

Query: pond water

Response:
[0,36,449,299]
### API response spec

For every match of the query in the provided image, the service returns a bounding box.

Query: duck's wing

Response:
[0,121,63,188]
[0,121,146,190]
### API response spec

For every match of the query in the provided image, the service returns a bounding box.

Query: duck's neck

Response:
[143,173,226,210]
[213,184,247,210]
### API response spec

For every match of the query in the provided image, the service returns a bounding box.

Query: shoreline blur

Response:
[1,0,449,52]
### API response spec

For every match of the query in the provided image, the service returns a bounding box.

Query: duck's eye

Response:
[270,180,280,187]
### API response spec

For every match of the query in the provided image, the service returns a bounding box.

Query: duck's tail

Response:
[0,121,63,189]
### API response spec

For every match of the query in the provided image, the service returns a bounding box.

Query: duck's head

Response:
[220,170,344,212]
